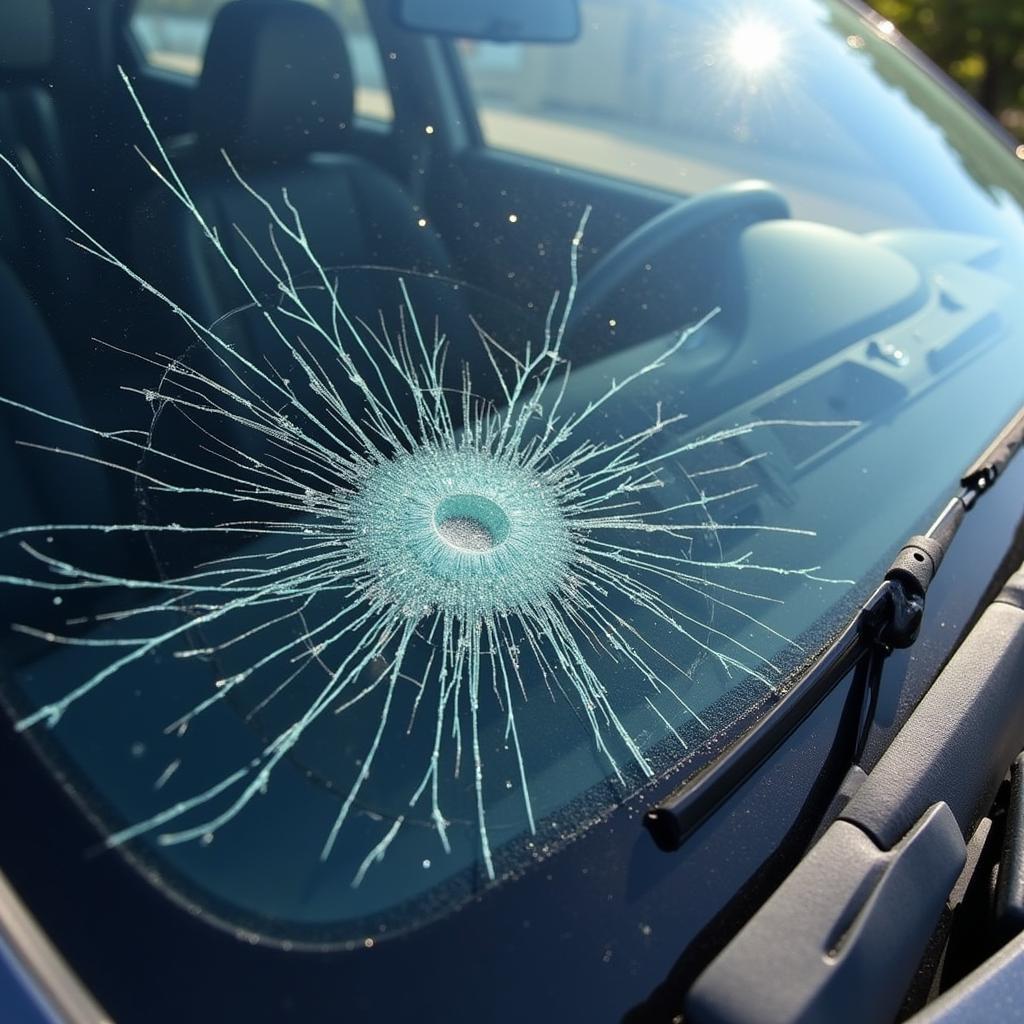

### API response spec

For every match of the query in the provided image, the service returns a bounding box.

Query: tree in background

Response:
[872,0,1024,136]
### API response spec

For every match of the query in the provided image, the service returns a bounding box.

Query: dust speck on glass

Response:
[3,0,1024,943]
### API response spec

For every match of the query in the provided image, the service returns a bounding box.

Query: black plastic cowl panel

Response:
[686,561,1024,1024]
[686,804,966,1024]
[994,754,1024,944]
[839,565,1024,851]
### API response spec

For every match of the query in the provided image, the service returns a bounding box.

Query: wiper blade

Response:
[645,401,1024,852]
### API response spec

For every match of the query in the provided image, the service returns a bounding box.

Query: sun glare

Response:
[728,19,783,73]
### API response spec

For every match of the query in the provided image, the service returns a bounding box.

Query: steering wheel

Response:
[566,180,790,337]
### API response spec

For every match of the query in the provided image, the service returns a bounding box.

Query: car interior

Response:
[0,0,719,601]
[0,0,999,595]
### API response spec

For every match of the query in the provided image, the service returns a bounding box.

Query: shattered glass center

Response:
[347,448,573,618]
[434,494,510,552]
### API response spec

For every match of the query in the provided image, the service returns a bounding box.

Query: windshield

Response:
[3,0,1024,943]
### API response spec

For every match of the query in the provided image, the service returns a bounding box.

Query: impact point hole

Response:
[435,494,510,552]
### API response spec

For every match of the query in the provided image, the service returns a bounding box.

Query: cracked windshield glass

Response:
[3,0,1024,940]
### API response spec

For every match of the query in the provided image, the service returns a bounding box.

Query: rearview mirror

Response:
[394,0,580,43]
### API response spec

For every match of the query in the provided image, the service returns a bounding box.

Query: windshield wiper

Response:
[685,553,1024,1024]
[644,403,1024,853]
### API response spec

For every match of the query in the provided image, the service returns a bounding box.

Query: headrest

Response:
[195,0,354,163]
[0,0,54,76]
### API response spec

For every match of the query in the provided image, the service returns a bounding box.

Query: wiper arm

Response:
[645,402,1024,853]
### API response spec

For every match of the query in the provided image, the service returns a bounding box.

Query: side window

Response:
[130,0,394,122]
[455,0,869,201]
[456,0,682,189]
